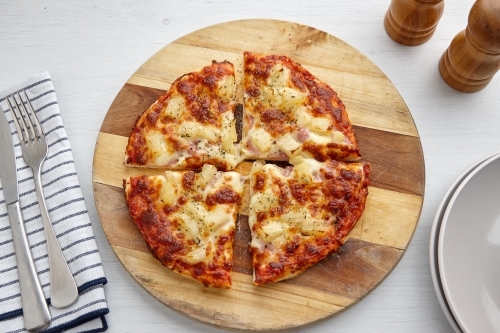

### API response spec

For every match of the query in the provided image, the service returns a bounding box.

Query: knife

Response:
[0,106,51,332]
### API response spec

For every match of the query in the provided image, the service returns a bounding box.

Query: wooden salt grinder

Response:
[439,0,500,92]
[384,0,444,46]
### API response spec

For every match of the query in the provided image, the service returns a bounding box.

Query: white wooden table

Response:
[1,1,498,332]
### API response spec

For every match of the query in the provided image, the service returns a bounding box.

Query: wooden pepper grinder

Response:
[439,0,500,92]
[384,0,445,46]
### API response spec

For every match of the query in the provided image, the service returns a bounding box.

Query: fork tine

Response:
[11,94,32,144]
[22,91,44,142]
[14,92,38,145]
[5,94,28,145]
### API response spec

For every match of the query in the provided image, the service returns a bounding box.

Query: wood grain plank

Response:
[125,20,417,137]
[100,79,425,197]
[93,182,149,253]
[113,245,355,330]
[110,235,402,331]
[94,123,424,197]
[175,19,384,78]
[99,84,162,137]
[285,238,403,298]
[93,174,420,253]
[356,126,425,196]
[99,85,165,137]
[348,187,422,250]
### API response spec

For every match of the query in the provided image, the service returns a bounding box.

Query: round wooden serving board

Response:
[92,19,425,331]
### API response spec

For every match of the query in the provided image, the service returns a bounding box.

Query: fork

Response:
[6,91,79,309]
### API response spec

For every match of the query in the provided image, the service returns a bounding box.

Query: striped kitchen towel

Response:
[0,72,109,332]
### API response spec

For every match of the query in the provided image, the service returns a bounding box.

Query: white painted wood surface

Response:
[1,1,498,332]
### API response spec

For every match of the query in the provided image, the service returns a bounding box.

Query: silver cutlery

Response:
[6,91,79,308]
[0,105,51,331]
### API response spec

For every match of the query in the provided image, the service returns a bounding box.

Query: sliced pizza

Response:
[242,52,360,162]
[248,157,370,285]
[123,164,245,288]
[125,60,241,171]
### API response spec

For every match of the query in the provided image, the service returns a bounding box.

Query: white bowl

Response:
[438,154,500,333]
[429,154,500,333]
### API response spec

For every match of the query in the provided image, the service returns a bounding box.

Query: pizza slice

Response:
[248,157,370,285]
[242,52,360,162]
[123,164,245,288]
[125,60,241,171]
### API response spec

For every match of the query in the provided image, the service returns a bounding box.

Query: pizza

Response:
[248,157,370,285]
[241,52,360,162]
[123,164,245,288]
[123,53,370,288]
[124,60,241,171]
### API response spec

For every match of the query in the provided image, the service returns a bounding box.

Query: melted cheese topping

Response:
[125,61,243,171]
[242,52,360,162]
[248,158,370,285]
[124,164,245,288]
[173,165,243,265]
[248,160,334,251]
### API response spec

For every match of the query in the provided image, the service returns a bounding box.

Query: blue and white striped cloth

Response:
[0,73,108,332]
